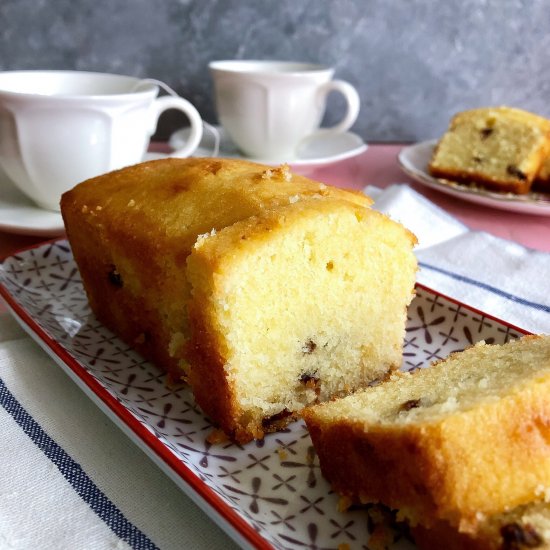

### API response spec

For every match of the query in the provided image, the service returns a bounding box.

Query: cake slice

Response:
[429,107,550,194]
[61,158,417,442]
[412,499,550,550]
[303,335,550,532]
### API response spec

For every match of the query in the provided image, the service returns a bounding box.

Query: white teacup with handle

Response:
[0,70,203,211]
[209,60,360,161]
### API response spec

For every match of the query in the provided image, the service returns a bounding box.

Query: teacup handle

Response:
[150,96,203,157]
[317,80,360,133]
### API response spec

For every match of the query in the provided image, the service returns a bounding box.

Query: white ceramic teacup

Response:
[0,70,203,211]
[209,60,360,161]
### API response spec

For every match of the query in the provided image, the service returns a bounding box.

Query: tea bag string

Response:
[133,78,220,158]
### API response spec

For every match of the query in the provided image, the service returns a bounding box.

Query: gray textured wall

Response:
[1,0,550,142]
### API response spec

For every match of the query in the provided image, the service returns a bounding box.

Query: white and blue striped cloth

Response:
[0,313,238,550]
[366,184,550,335]
[0,183,548,549]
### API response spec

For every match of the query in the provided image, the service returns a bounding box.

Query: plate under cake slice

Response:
[429,106,550,194]
[61,157,418,443]
[302,335,550,533]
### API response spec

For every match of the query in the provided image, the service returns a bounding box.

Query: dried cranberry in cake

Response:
[107,265,123,287]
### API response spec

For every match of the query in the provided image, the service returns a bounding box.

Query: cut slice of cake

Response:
[303,335,550,532]
[61,158,418,443]
[429,106,550,194]
[412,499,550,550]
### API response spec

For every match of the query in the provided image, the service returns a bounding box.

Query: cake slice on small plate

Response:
[429,106,550,194]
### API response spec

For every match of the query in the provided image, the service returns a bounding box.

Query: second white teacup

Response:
[0,70,203,211]
[209,60,360,161]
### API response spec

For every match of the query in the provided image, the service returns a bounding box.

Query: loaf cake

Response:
[429,107,550,194]
[303,335,550,532]
[61,158,418,443]
[412,500,550,550]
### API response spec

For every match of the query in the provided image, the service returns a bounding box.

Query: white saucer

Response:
[0,152,169,238]
[169,125,367,171]
[0,174,66,237]
[398,140,550,217]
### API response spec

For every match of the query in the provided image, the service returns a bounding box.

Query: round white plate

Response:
[170,125,368,171]
[0,153,169,237]
[398,140,550,216]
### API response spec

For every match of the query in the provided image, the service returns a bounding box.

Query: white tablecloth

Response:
[0,311,239,550]
[0,183,549,549]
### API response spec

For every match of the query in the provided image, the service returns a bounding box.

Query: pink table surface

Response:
[1,144,549,262]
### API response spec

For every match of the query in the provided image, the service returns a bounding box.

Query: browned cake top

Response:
[61,157,372,250]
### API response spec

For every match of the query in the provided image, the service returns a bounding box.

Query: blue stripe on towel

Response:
[419,261,550,314]
[0,377,159,550]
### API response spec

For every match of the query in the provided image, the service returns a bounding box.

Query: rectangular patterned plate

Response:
[0,240,527,550]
